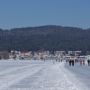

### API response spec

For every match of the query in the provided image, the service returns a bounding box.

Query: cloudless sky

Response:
[0,0,90,29]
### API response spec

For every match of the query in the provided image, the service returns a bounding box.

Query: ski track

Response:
[0,60,88,90]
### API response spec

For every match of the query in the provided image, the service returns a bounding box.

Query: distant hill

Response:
[0,25,90,52]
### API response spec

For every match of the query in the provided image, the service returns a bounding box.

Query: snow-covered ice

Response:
[0,60,89,90]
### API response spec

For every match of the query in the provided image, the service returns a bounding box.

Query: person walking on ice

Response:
[69,56,75,66]
[87,59,90,66]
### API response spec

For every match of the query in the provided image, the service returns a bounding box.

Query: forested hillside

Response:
[0,25,90,52]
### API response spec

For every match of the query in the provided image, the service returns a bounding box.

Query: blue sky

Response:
[0,0,90,29]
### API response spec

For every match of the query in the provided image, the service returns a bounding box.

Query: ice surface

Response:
[0,60,89,90]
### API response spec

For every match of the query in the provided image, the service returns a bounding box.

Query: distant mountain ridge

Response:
[0,25,90,52]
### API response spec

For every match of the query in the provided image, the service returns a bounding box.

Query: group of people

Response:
[68,58,90,66]
[69,59,74,66]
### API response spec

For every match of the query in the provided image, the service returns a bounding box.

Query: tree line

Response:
[0,25,90,53]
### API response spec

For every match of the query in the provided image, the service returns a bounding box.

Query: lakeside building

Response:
[0,51,9,59]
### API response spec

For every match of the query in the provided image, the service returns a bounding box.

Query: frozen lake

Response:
[0,60,89,90]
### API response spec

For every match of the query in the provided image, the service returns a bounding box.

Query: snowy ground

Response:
[0,60,89,90]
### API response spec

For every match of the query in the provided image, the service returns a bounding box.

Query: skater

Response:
[69,57,74,66]
[82,60,85,65]
[87,59,90,66]
[69,59,71,66]
[80,59,83,66]
[72,59,74,66]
